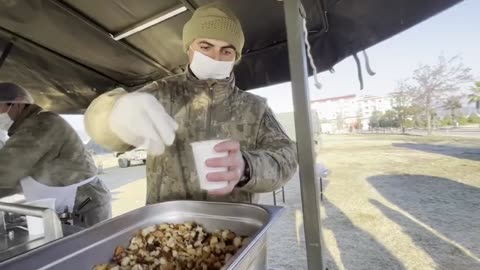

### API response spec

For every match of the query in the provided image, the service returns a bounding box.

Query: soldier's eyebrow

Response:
[198,41,214,47]
[220,45,235,50]
[197,40,234,50]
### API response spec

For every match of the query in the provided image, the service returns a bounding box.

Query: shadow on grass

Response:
[322,198,406,270]
[368,174,480,269]
[370,199,480,270]
[392,143,480,161]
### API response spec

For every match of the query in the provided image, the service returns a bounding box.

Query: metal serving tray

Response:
[0,201,284,270]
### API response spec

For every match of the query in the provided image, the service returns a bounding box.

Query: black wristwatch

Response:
[237,156,251,187]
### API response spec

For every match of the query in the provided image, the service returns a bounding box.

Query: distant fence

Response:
[321,128,404,135]
[358,128,403,134]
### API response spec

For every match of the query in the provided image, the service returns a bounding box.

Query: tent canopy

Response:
[0,0,462,113]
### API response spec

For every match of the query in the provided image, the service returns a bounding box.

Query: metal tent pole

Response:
[283,0,324,269]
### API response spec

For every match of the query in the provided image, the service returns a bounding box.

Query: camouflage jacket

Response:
[0,105,110,208]
[85,72,298,204]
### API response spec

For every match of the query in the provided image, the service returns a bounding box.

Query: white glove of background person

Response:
[109,92,178,155]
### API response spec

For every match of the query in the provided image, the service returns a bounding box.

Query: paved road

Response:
[408,128,480,138]
[98,165,146,191]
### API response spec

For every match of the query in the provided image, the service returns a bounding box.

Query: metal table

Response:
[0,201,70,263]
[0,201,284,270]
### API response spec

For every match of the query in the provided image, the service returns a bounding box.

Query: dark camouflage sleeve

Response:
[0,115,56,188]
[239,106,298,193]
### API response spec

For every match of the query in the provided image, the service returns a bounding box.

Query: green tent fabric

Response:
[0,0,463,113]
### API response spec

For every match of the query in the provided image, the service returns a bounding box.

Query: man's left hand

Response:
[205,140,245,195]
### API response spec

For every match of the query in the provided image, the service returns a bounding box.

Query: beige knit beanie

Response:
[183,2,244,59]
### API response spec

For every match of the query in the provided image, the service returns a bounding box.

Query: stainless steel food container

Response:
[0,201,284,270]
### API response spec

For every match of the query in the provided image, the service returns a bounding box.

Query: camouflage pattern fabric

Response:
[0,104,111,224]
[85,71,298,204]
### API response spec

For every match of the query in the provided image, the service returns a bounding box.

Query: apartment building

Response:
[311,94,393,132]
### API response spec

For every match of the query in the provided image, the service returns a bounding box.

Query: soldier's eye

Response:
[222,49,234,56]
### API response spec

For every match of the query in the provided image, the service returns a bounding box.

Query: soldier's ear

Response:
[11,103,26,120]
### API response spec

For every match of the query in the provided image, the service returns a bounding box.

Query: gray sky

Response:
[63,0,480,133]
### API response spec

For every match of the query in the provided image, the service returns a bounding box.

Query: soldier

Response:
[85,3,297,204]
[0,82,111,227]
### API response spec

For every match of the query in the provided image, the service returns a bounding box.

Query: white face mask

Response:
[0,105,13,131]
[189,50,234,80]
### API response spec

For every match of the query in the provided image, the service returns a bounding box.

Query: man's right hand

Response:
[109,92,178,156]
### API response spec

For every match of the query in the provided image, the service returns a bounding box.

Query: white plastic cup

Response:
[191,139,229,190]
[24,198,56,236]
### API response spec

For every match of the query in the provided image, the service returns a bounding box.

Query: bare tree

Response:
[410,55,472,134]
[391,80,415,133]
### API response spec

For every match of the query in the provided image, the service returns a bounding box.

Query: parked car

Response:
[114,149,147,168]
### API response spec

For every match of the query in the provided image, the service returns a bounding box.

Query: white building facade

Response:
[311,94,393,133]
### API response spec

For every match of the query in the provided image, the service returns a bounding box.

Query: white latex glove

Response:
[109,92,178,156]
